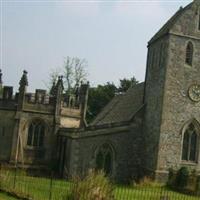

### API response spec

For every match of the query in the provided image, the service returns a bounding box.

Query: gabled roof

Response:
[91,83,144,126]
[148,2,193,45]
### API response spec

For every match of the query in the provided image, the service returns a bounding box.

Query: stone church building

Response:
[1,0,200,182]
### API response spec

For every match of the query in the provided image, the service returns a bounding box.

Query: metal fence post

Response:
[13,166,17,189]
[49,171,53,200]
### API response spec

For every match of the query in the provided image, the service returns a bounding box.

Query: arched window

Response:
[95,144,113,175]
[27,120,45,147]
[185,42,193,66]
[182,123,198,162]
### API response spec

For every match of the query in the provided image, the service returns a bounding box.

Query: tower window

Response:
[27,120,45,147]
[182,123,198,162]
[185,42,193,66]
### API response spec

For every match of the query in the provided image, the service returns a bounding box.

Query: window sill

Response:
[184,63,194,69]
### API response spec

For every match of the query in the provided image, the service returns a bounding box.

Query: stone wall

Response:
[20,113,55,165]
[157,35,200,174]
[0,110,15,161]
[142,36,169,176]
[170,2,200,39]
[155,2,200,180]
[63,121,142,182]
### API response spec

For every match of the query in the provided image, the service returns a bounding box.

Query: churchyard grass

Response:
[0,168,199,200]
[115,185,199,200]
[0,192,19,200]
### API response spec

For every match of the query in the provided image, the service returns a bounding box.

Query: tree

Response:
[45,68,60,91]
[86,76,138,123]
[46,56,88,92]
[118,77,138,93]
[73,57,88,88]
[86,82,117,123]
[63,57,74,91]
[63,56,88,92]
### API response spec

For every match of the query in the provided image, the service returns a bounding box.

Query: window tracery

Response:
[27,120,45,147]
[182,123,198,162]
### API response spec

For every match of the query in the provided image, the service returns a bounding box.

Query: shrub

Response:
[136,177,160,187]
[175,167,189,189]
[167,167,200,196]
[196,176,200,196]
[186,170,197,193]
[167,168,175,187]
[66,170,114,200]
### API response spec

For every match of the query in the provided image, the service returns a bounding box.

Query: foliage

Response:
[135,177,161,188]
[0,192,18,200]
[86,76,138,123]
[86,82,117,122]
[167,168,175,187]
[175,167,189,188]
[67,170,114,200]
[118,77,138,93]
[167,167,200,196]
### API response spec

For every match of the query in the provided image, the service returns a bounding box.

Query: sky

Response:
[0,0,192,92]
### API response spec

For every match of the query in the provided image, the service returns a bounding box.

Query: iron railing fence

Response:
[0,166,199,200]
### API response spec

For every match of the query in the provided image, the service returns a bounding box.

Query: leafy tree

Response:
[86,76,138,123]
[86,82,117,123]
[86,77,138,123]
[118,77,138,93]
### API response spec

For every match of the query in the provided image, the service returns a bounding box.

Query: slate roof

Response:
[149,2,192,45]
[91,83,144,126]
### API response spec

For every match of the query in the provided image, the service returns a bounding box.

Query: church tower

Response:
[143,0,200,180]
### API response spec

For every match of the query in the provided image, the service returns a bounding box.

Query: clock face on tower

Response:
[188,84,200,102]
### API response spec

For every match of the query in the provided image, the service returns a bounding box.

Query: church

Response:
[0,0,200,182]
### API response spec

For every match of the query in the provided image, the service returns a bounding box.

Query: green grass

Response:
[0,170,72,200]
[114,185,199,200]
[0,169,199,200]
[0,192,18,200]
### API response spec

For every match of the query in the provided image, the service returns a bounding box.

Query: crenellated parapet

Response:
[62,82,89,109]
[0,70,89,128]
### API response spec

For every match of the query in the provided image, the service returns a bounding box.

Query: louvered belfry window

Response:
[185,42,193,66]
